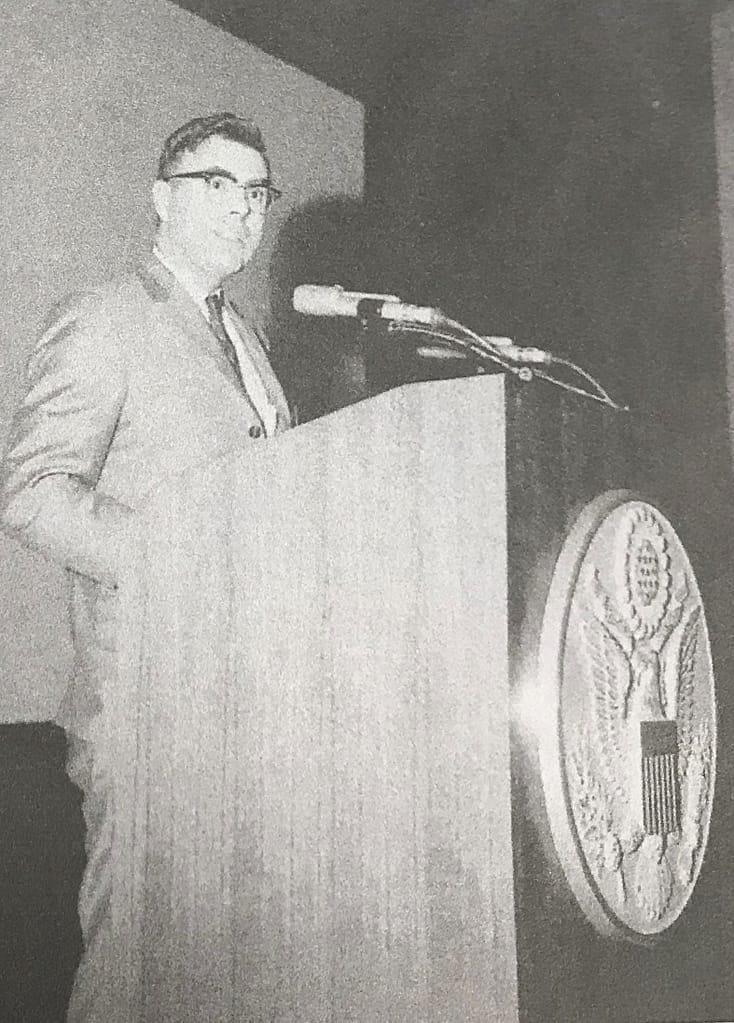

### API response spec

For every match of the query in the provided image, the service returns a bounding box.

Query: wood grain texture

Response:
[108,376,518,1021]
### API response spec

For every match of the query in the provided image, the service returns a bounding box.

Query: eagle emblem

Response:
[537,498,716,938]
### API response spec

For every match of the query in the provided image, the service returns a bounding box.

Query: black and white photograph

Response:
[0,2,732,1021]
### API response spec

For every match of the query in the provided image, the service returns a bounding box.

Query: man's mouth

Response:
[216,229,250,245]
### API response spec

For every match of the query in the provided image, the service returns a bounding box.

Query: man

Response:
[0,112,291,1020]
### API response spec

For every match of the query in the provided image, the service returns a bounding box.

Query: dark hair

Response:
[157,112,270,180]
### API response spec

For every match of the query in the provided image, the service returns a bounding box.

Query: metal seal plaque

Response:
[536,492,717,939]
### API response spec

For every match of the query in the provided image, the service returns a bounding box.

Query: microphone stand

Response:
[371,314,628,413]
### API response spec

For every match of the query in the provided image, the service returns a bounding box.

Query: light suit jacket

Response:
[0,256,292,736]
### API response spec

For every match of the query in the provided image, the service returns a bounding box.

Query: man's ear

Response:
[152,179,171,222]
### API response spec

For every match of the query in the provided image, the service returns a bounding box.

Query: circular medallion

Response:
[536,492,717,939]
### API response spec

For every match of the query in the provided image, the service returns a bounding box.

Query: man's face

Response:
[154,135,270,285]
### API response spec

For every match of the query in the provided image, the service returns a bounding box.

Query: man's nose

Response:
[229,188,253,216]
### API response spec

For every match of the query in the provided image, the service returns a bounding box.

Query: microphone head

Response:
[293,284,403,318]
[292,284,344,316]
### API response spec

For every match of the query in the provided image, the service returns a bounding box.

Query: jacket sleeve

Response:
[0,293,134,588]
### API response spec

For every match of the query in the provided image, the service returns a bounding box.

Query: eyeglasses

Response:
[163,169,282,213]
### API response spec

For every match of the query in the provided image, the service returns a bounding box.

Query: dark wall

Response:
[363,2,734,1021]
[364,0,724,416]
[0,726,83,1022]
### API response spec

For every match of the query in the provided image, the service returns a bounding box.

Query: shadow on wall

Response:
[268,194,482,415]
[268,195,373,424]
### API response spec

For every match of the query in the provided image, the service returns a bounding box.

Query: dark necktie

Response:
[205,291,246,389]
[205,291,268,437]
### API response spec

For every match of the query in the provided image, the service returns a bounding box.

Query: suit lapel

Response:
[136,258,244,383]
[136,257,292,432]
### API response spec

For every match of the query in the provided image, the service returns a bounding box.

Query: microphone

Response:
[482,338,554,365]
[293,284,447,327]
[292,285,554,365]
[415,340,553,365]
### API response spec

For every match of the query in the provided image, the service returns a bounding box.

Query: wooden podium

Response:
[108,375,517,1021]
[103,372,733,1022]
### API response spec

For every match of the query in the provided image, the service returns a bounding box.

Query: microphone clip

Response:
[356,297,390,328]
